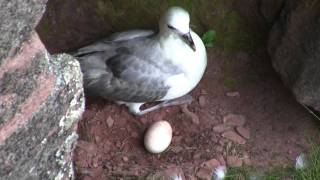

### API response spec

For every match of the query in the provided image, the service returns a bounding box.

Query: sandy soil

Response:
[74,49,320,179]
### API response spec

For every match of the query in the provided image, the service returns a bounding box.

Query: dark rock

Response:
[268,1,320,111]
[259,0,286,24]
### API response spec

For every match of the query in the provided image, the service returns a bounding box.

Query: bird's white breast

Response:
[161,31,207,100]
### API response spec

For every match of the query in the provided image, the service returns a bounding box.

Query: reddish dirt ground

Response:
[74,49,320,179]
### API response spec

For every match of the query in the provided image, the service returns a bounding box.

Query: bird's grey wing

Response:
[108,30,154,42]
[71,30,154,57]
[83,53,174,103]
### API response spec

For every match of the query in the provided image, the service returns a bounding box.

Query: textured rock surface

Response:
[259,0,285,25]
[36,0,270,54]
[268,1,320,110]
[0,0,47,64]
[0,34,84,179]
[0,0,85,179]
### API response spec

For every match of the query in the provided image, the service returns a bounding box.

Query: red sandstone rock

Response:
[236,126,250,139]
[222,130,246,144]
[213,124,232,133]
[223,114,246,127]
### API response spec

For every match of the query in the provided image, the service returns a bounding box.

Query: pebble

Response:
[106,116,114,128]
[201,158,220,170]
[200,89,208,94]
[163,166,186,180]
[198,95,207,107]
[193,152,202,160]
[122,156,129,162]
[216,154,226,165]
[236,126,250,139]
[243,157,251,166]
[181,105,200,125]
[213,124,232,133]
[227,156,243,167]
[196,167,212,180]
[171,146,184,153]
[130,132,139,138]
[226,92,240,97]
[223,114,246,127]
[222,130,246,144]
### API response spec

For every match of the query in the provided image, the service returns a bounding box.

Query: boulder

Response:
[0,0,84,179]
[259,0,286,24]
[0,0,47,63]
[268,1,320,110]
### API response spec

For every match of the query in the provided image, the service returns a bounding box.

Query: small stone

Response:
[171,146,184,153]
[116,141,122,148]
[181,105,200,125]
[215,146,223,153]
[201,158,220,170]
[216,154,226,165]
[172,135,183,143]
[193,152,202,160]
[218,139,226,146]
[223,114,246,127]
[198,95,207,107]
[226,92,240,97]
[164,166,186,180]
[236,126,250,139]
[200,89,208,94]
[222,131,246,144]
[106,116,114,128]
[122,156,129,162]
[243,157,251,166]
[213,124,232,133]
[130,132,139,138]
[227,156,243,167]
[187,175,197,180]
[196,167,212,180]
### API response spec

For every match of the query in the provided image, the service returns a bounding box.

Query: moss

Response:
[223,77,237,90]
[38,0,268,53]
[37,20,51,39]
[213,10,266,53]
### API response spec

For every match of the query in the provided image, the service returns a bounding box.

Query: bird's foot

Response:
[128,94,193,116]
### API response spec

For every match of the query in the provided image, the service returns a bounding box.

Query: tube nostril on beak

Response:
[182,32,196,51]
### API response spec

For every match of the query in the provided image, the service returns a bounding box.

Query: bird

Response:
[72,6,207,115]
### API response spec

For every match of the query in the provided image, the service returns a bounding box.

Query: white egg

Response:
[144,120,173,154]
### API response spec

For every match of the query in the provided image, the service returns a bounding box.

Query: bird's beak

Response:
[182,31,196,51]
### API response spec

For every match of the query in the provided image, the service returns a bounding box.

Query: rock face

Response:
[0,0,84,179]
[268,1,320,110]
[0,0,47,64]
[259,0,285,25]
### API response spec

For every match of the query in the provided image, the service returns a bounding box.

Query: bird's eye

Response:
[167,24,176,30]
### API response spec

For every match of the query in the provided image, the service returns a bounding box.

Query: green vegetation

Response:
[225,145,320,180]
[201,30,216,48]
[223,77,237,91]
[38,0,268,53]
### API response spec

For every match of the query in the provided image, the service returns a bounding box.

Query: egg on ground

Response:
[144,120,173,154]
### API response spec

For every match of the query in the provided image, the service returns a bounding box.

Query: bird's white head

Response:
[161,7,190,34]
[159,7,196,51]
